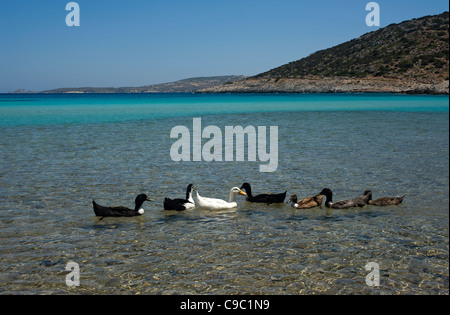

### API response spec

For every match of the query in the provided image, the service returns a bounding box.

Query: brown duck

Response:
[287,194,324,209]
[368,195,405,206]
[319,188,372,209]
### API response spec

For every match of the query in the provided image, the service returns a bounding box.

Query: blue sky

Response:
[0,0,448,92]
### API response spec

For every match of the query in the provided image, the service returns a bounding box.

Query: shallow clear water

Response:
[0,94,448,294]
[0,93,448,127]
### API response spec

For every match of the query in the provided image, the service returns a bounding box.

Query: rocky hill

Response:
[40,76,246,94]
[201,12,449,94]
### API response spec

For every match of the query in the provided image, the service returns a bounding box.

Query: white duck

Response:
[195,187,247,210]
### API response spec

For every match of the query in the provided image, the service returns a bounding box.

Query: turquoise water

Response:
[0,93,448,127]
[0,93,449,295]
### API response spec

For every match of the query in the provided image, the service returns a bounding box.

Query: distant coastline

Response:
[9,76,246,95]
[8,75,449,95]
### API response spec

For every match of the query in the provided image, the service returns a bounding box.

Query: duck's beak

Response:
[239,189,247,196]
[146,197,154,202]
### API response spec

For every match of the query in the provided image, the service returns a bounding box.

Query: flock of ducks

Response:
[92,183,405,218]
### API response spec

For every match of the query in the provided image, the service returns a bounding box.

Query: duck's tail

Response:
[92,200,102,216]
[163,198,170,210]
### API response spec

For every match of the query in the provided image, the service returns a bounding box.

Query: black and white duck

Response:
[164,184,195,211]
[93,194,153,217]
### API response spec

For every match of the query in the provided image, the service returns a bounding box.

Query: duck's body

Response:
[240,183,286,204]
[195,187,247,210]
[368,195,405,206]
[164,184,195,211]
[287,194,324,209]
[93,194,152,217]
[320,188,371,209]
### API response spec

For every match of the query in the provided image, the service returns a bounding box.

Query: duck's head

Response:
[362,190,373,200]
[230,187,247,196]
[186,184,194,195]
[319,188,332,198]
[240,183,251,191]
[136,194,153,203]
[287,194,298,203]
[135,194,153,212]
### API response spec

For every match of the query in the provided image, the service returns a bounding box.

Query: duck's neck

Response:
[288,201,296,208]
[229,192,238,203]
[135,201,145,211]
[364,192,372,202]
[286,197,297,207]
[244,186,253,198]
[324,193,333,208]
[187,191,194,204]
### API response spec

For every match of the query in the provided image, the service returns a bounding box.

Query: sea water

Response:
[0,93,448,294]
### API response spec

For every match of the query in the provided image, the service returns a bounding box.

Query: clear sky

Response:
[0,0,448,92]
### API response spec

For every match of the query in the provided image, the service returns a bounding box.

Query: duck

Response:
[368,195,405,206]
[92,194,153,217]
[195,187,247,210]
[286,193,324,209]
[319,188,371,209]
[240,183,287,204]
[163,184,195,211]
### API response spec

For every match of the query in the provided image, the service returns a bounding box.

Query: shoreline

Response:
[198,77,450,95]
[4,90,449,96]
[5,81,448,96]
